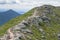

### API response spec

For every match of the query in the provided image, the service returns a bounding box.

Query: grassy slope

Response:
[0,8,35,36]
[0,6,60,40]
[27,7,60,40]
[22,7,60,40]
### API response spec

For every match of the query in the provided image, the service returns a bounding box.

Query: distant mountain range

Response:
[0,10,20,25]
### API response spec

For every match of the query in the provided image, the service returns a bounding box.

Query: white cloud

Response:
[0,0,17,4]
[0,0,60,13]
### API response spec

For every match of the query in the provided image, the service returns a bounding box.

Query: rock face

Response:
[33,5,55,16]
[0,5,60,40]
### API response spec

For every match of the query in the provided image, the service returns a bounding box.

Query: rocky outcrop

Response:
[0,5,60,40]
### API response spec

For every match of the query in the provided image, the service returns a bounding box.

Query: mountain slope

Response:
[0,8,34,36]
[0,5,60,40]
[0,10,20,25]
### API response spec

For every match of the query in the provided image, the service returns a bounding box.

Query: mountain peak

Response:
[41,5,55,7]
[0,9,20,25]
[0,5,60,40]
[6,9,17,13]
[33,5,55,16]
[8,9,14,11]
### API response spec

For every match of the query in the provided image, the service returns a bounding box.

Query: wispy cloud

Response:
[0,0,17,4]
[0,0,60,13]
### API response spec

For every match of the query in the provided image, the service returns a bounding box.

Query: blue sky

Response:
[0,0,60,14]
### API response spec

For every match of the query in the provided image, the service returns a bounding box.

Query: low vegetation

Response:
[0,8,35,36]
[0,5,60,40]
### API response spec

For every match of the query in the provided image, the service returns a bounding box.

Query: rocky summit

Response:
[0,5,60,40]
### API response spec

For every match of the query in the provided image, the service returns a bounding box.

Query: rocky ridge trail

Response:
[0,5,60,40]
